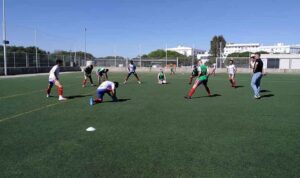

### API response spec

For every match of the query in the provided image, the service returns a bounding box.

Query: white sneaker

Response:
[254,95,261,99]
[138,81,141,84]
[58,96,67,101]
[46,94,50,98]
[123,81,127,84]
[91,84,95,87]
[82,85,86,88]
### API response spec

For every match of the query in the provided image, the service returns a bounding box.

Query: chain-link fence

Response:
[0,52,87,68]
[94,58,179,68]
[208,57,251,68]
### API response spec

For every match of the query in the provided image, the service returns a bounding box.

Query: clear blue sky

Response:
[1,0,300,57]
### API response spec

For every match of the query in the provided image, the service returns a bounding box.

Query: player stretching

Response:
[46,59,67,101]
[227,60,237,87]
[158,69,167,84]
[96,67,109,85]
[89,81,119,105]
[189,65,199,84]
[124,60,141,84]
[82,64,94,87]
[185,60,211,99]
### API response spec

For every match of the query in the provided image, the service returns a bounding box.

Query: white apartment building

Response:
[224,43,300,56]
[224,43,260,55]
[259,43,300,54]
[167,45,205,57]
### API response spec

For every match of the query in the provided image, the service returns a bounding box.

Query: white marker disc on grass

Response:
[86,127,96,132]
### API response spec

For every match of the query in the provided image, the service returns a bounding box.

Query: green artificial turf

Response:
[0,72,299,177]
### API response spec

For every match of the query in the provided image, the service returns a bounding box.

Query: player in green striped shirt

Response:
[185,60,211,99]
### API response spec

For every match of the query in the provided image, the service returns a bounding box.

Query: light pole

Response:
[35,29,38,69]
[84,28,87,62]
[165,44,168,67]
[139,44,142,68]
[192,44,195,67]
[2,0,7,75]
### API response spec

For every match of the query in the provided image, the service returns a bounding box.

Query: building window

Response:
[267,58,280,69]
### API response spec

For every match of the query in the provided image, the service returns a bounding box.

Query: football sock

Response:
[188,88,196,97]
[58,86,63,96]
[47,86,52,94]
[206,88,211,95]
[95,98,102,103]
[83,79,87,86]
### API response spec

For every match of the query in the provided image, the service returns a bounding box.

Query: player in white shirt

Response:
[227,59,237,88]
[124,60,141,84]
[46,59,67,100]
[89,81,119,105]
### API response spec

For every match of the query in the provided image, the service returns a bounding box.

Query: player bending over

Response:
[46,59,67,101]
[82,64,94,87]
[158,69,167,84]
[124,60,141,84]
[89,81,119,105]
[189,65,199,84]
[227,59,237,87]
[185,60,211,99]
[96,67,109,85]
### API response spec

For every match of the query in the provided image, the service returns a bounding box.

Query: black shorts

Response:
[84,72,92,77]
[97,71,104,77]
[127,72,137,77]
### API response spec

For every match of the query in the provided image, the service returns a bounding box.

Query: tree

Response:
[227,51,269,57]
[209,35,226,57]
[146,49,185,59]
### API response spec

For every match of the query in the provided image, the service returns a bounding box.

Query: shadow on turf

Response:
[67,94,92,99]
[234,85,244,88]
[103,98,131,103]
[260,89,271,93]
[193,94,221,99]
[260,94,274,98]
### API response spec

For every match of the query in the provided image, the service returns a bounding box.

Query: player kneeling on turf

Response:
[46,59,67,101]
[158,69,167,84]
[89,81,119,105]
[82,64,94,87]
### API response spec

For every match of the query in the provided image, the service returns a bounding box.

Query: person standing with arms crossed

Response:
[251,53,264,99]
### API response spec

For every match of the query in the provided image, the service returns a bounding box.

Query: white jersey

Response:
[128,64,136,73]
[213,63,217,69]
[49,65,60,81]
[97,81,115,91]
[227,64,236,74]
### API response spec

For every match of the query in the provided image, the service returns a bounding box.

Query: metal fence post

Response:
[63,55,65,67]
[25,53,28,67]
[47,54,50,67]
[13,52,16,68]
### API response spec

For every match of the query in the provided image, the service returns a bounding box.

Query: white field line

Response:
[0,71,81,79]
[0,91,95,123]
[0,83,86,100]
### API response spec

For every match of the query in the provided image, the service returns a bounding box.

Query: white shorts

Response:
[158,80,167,84]
[49,78,56,83]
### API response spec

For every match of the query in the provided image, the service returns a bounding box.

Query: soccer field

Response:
[0,72,299,177]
